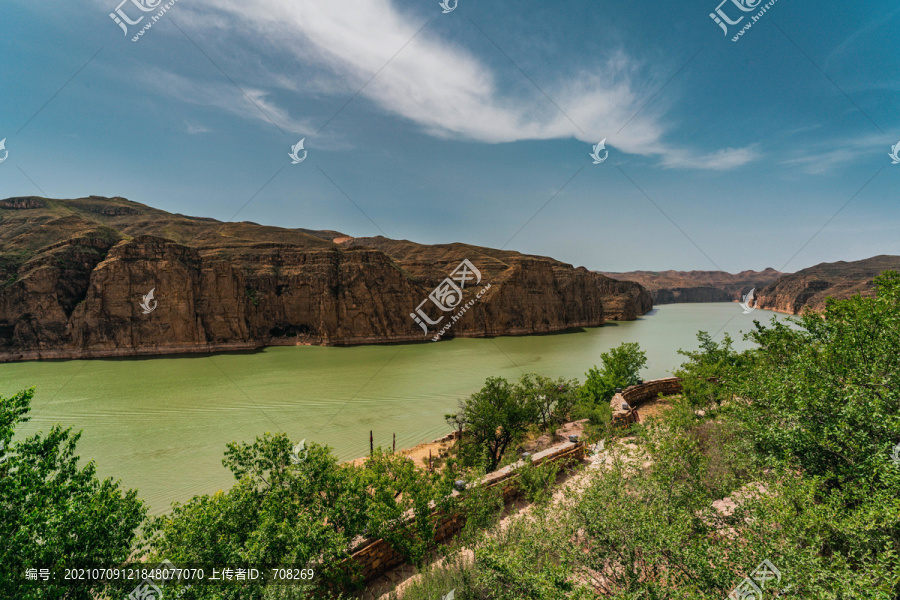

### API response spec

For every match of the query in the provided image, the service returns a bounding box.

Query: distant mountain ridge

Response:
[755,255,900,314]
[598,269,783,304]
[0,196,651,361]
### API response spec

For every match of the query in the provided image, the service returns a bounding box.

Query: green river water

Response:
[0,303,788,514]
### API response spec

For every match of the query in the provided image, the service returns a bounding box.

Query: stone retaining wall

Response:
[347,439,584,583]
[610,377,682,424]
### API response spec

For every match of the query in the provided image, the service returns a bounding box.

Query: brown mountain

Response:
[755,255,900,314]
[0,196,651,361]
[598,269,783,304]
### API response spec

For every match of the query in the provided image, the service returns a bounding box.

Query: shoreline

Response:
[0,320,617,364]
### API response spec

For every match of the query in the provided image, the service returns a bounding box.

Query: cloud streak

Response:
[172,0,754,169]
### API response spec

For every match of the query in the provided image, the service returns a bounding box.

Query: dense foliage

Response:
[391,273,900,599]
[446,377,534,472]
[147,435,457,598]
[580,342,648,406]
[446,346,644,471]
[0,388,146,600]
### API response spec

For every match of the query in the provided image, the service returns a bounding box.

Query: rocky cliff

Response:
[599,269,782,304]
[0,196,652,361]
[754,256,900,314]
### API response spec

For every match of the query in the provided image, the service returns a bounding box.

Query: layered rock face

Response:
[754,256,900,314]
[0,196,652,361]
[599,269,782,304]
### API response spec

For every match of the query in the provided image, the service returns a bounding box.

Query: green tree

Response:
[675,332,744,407]
[148,434,364,599]
[579,342,648,406]
[0,388,146,600]
[447,377,533,472]
[738,271,900,492]
[515,374,579,431]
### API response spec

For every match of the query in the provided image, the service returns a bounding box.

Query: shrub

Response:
[0,388,146,600]
[579,342,647,406]
[514,457,560,505]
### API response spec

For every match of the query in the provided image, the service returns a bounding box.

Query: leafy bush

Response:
[0,388,146,600]
[579,342,647,406]
[675,331,744,407]
[737,271,900,492]
[514,457,560,505]
[454,473,505,544]
[362,449,453,566]
[149,435,455,597]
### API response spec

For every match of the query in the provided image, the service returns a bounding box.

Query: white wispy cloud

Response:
[783,133,891,174]
[135,67,314,134]
[184,120,211,134]
[143,0,756,169]
[660,146,759,170]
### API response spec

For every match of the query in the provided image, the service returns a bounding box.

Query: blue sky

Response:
[1,0,897,272]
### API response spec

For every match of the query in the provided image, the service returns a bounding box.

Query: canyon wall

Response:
[0,197,653,361]
[754,255,900,314]
[600,269,781,305]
